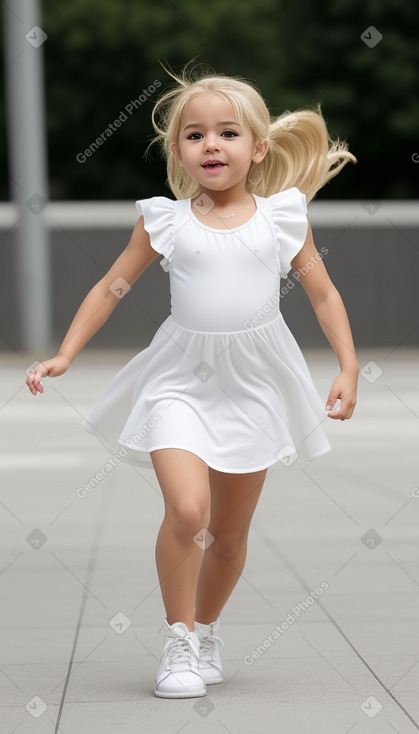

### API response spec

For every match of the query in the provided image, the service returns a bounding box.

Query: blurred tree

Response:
[0,0,418,200]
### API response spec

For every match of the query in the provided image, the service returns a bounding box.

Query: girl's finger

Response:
[327,398,355,421]
[326,397,341,415]
[33,366,48,383]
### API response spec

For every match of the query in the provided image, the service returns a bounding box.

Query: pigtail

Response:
[252,105,356,202]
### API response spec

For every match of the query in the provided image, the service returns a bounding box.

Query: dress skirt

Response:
[82,312,331,473]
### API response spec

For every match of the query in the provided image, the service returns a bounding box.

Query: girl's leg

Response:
[151,448,211,632]
[194,467,268,624]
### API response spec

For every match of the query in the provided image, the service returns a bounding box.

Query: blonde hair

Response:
[148,62,356,203]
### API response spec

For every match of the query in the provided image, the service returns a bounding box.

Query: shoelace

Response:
[167,636,193,666]
[199,635,216,662]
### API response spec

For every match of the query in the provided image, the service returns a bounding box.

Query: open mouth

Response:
[202,161,226,171]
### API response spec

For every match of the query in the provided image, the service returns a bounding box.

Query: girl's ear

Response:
[252,138,268,164]
[171,142,183,164]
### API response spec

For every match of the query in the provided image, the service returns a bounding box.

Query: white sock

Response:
[195,618,220,636]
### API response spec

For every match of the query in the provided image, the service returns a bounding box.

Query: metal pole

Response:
[3,0,51,350]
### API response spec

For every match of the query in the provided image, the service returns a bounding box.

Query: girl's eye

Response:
[186,130,238,140]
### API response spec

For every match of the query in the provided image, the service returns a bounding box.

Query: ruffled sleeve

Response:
[135,196,177,272]
[269,187,308,279]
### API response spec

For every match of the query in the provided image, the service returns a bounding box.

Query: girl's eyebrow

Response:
[183,120,242,131]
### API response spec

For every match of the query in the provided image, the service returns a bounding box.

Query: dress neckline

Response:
[188,194,259,233]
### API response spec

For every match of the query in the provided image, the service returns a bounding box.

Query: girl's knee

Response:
[211,530,248,560]
[164,498,210,537]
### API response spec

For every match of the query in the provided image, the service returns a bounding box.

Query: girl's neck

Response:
[191,187,257,230]
[195,186,252,208]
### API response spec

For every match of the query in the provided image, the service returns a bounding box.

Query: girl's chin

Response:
[196,177,233,191]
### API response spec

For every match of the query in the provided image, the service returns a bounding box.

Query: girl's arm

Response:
[26,216,159,395]
[290,220,359,421]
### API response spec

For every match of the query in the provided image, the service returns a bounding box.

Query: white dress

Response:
[82,187,331,473]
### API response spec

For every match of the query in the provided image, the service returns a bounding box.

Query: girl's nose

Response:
[203,136,220,152]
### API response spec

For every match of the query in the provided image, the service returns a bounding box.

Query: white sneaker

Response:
[154,620,207,698]
[195,618,224,684]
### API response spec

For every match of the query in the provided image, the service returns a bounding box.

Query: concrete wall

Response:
[1,201,418,353]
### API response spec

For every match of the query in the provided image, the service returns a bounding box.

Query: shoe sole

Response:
[203,676,223,685]
[154,687,207,698]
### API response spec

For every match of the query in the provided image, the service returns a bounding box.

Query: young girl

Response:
[26,64,359,699]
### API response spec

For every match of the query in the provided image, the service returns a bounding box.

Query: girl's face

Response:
[171,91,267,194]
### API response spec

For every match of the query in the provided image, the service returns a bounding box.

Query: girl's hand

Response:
[325,370,358,420]
[26,355,71,396]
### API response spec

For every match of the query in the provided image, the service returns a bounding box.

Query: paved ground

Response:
[0,346,418,734]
